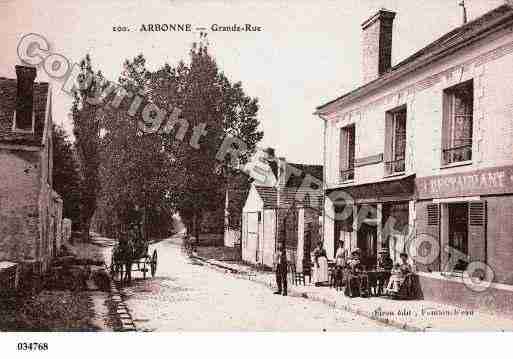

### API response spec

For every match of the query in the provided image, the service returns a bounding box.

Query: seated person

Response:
[375,249,393,296]
[386,252,416,299]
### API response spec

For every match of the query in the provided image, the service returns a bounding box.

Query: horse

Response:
[112,237,134,286]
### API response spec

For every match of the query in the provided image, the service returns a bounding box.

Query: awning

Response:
[326,174,416,203]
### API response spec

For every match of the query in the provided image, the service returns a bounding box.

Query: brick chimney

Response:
[15,65,37,131]
[361,9,396,84]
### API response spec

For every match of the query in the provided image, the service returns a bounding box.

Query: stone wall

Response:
[0,149,40,263]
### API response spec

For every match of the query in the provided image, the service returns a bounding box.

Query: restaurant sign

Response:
[416,165,513,199]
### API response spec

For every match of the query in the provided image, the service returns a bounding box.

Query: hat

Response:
[351,248,361,255]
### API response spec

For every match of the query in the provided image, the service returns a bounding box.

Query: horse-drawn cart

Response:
[110,233,158,284]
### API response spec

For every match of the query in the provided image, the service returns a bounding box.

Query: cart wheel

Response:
[151,250,158,277]
[142,258,148,279]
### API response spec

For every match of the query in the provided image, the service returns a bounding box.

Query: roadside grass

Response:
[0,290,100,331]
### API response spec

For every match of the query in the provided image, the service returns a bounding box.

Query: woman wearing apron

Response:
[312,242,329,286]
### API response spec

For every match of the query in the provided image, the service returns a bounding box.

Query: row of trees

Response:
[63,37,263,240]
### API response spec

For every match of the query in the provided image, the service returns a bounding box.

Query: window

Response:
[442,80,473,165]
[385,107,407,175]
[339,125,355,182]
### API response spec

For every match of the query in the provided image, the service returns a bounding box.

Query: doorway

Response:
[448,202,469,270]
[358,222,377,269]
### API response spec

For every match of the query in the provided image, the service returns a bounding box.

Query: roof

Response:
[285,163,323,187]
[254,185,323,209]
[0,77,49,146]
[316,4,513,114]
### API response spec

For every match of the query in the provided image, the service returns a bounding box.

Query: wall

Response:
[324,27,513,187]
[417,272,513,318]
[484,195,513,284]
[0,148,40,263]
[261,209,275,268]
[241,185,264,265]
[38,134,54,271]
[224,229,240,247]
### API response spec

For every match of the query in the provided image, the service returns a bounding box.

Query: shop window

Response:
[384,106,407,175]
[339,125,355,182]
[442,80,473,165]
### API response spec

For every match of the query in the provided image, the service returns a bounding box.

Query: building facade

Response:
[241,156,323,271]
[316,5,513,312]
[0,65,64,286]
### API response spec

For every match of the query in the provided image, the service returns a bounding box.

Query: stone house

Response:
[316,5,513,313]
[0,65,64,287]
[241,156,323,271]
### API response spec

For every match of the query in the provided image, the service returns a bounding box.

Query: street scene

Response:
[109,238,389,331]
[2,0,513,338]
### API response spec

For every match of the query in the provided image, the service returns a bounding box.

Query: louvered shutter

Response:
[468,201,486,263]
[414,202,440,272]
[427,203,440,226]
[441,91,452,164]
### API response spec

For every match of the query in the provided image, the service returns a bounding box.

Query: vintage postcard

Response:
[1,0,513,349]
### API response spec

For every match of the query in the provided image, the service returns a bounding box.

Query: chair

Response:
[294,261,311,285]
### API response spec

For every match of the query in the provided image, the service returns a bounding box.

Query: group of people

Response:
[273,239,417,299]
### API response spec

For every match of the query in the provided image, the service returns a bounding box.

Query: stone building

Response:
[316,5,513,313]
[241,156,323,271]
[0,65,63,286]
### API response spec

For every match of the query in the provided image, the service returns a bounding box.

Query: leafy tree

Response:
[163,39,263,240]
[71,55,104,241]
[95,35,263,241]
[52,124,81,227]
[96,55,174,238]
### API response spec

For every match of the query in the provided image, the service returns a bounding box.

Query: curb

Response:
[192,255,425,332]
[108,277,137,332]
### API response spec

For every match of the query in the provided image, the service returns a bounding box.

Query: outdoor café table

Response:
[365,269,391,296]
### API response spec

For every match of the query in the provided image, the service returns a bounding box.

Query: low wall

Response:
[224,229,240,247]
[197,233,223,246]
[418,272,513,319]
[195,246,241,262]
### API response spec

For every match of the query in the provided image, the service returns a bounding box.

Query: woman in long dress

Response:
[312,242,329,286]
[386,252,414,298]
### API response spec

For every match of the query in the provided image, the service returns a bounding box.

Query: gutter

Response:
[316,10,513,116]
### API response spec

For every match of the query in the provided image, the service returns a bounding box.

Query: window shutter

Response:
[442,91,452,154]
[427,203,440,226]
[468,201,486,263]
[414,203,441,272]
[338,127,346,171]
[384,112,393,162]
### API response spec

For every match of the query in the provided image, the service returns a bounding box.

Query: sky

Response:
[0,0,505,164]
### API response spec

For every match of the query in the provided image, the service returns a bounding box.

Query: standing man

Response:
[273,243,288,296]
